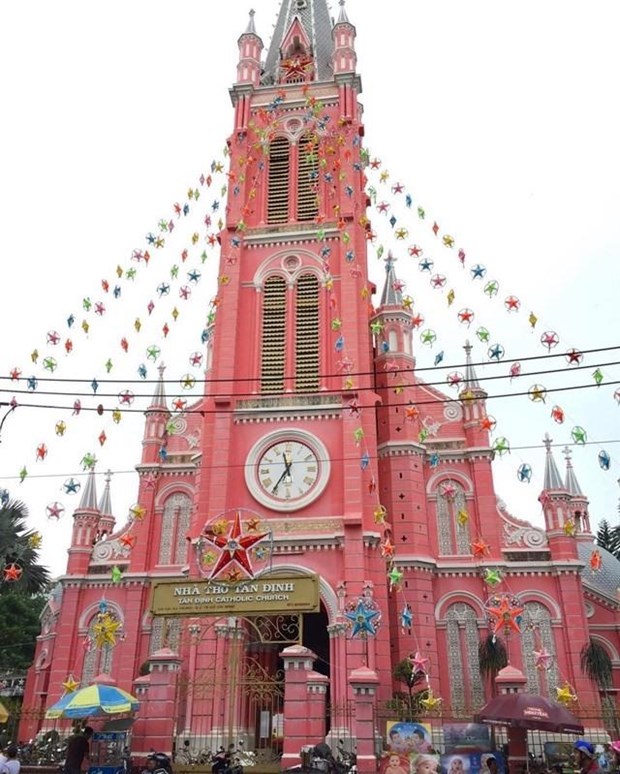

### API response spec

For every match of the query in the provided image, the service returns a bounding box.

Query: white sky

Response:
[1,0,619,578]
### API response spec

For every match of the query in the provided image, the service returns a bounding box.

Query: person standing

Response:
[574,741,601,774]
[64,727,93,774]
[0,745,20,774]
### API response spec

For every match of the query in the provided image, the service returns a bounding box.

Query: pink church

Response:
[22,0,619,766]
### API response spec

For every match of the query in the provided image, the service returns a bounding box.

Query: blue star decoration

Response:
[345,600,381,637]
[400,605,413,629]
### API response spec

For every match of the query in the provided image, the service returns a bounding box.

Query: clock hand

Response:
[272,453,293,494]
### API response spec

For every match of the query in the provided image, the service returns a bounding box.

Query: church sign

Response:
[150,574,320,616]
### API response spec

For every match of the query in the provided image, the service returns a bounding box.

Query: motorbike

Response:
[211,745,246,774]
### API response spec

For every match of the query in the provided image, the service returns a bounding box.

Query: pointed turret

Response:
[98,469,116,536]
[68,469,99,574]
[379,253,403,307]
[142,364,170,465]
[563,446,591,534]
[234,8,264,95]
[543,434,564,491]
[459,342,489,441]
[263,0,334,84]
[332,0,357,77]
[79,469,98,511]
[371,255,413,361]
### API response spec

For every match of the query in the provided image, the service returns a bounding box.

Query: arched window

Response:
[261,276,287,393]
[297,134,319,221]
[445,603,485,713]
[267,137,290,224]
[295,273,320,391]
[520,602,560,696]
[158,493,192,565]
[81,612,119,684]
[436,481,470,555]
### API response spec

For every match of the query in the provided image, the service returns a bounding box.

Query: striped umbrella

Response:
[45,683,139,719]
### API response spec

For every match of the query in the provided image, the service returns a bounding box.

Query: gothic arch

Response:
[426,470,474,496]
[519,590,562,622]
[253,248,324,288]
[589,634,619,663]
[435,591,487,621]
[154,481,195,507]
[78,599,124,632]
[264,564,339,623]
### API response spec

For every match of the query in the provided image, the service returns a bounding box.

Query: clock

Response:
[245,430,330,512]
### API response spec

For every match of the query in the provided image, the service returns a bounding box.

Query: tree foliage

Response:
[0,499,50,595]
[392,657,428,721]
[478,633,508,683]
[0,591,46,670]
[580,638,613,689]
[595,519,620,559]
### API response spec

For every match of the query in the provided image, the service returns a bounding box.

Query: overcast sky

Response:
[1,0,619,577]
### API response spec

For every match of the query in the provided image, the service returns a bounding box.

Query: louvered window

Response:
[297,134,319,221]
[261,276,287,393]
[295,273,320,391]
[267,137,290,224]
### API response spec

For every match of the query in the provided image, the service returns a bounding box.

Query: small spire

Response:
[463,340,481,390]
[246,8,257,35]
[563,446,584,496]
[98,470,114,516]
[337,0,350,24]
[78,469,98,511]
[149,363,168,410]
[379,253,404,306]
[542,434,565,491]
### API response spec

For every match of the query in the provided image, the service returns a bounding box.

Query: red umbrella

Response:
[474,692,584,734]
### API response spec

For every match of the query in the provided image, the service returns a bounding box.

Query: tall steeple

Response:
[98,469,116,536]
[379,253,404,307]
[68,469,100,573]
[263,0,335,84]
[543,433,564,491]
[563,446,583,496]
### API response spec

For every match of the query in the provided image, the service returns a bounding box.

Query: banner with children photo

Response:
[386,721,433,755]
[380,752,441,774]
[440,752,506,774]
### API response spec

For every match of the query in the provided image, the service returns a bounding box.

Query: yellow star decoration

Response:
[28,532,43,549]
[556,683,577,706]
[420,690,443,713]
[62,675,80,694]
[211,519,229,536]
[129,503,146,521]
[374,505,388,525]
[93,613,122,648]
[457,509,469,526]
[461,389,476,403]
[564,518,577,537]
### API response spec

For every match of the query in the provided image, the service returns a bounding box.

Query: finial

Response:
[562,446,573,464]
[157,362,166,378]
[543,433,553,451]
[339,0,345,6]
[463,340,472,356]
[384,251,396,272]
[104,469,113,485]
[249,8,255,16]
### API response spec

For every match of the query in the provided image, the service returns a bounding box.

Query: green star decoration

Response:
[388,566,403,588]
[484,568,503,587]
[571,426,587,445]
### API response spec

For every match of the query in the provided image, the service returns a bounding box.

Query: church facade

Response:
[22,0,619,762]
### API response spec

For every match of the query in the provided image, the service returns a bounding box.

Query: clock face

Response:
[245,431,330,512]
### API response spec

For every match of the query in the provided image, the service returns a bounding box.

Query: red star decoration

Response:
[408,245,422,257]
[565,348,583,365]
[411,314,424,329]
[380,539,395,559]
[3,563,23,582]
[408,651,430,674]
[405,405,420,421]
[431,274,447,288]
[120,533,137,549]
[448,372,464,387]
[377,202,389,213]
[203,511,269,580]
[551,405,565,424]
[36,444,48,461]
[245,517,261,532]
[504,296,520,311]
[9,368,21,380]
[487,595,524,635]
[471,538,490,559]
[173,398,187,411]
[458,309,475,324]
[479,416,497,432]
[540,331,559,349]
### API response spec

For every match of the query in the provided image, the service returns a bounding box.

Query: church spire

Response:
[78,469,98,511]
[337,0,350,24]
[563,446,584,496]
[98,469,114,516]
[463,340,481,391]
[542,434,565,490]
[379,253,403,307]
[263,0,334,84]
[245,7,257,35]
[148,363,168,411]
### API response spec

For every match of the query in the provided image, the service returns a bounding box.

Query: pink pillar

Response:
[131,674,151,757]
[495,666,529,773]
[280,645,318,768]
[349,666,379,774]
[306,671,329,741]
[134,648,182,757]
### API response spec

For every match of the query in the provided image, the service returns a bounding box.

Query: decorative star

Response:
[479,416,497,432]
[418,258,434,272]
[517,464,532,483]
[533,647,554,671]
[408,651,430,675]
[470,264,487,279]
[388,566,403,588]
[529,384,547,403]
[457,509,469,526]
[486,595,523,635]
[458,308,475,325]
[563,518,576,537]
[28,531,43,549]
[245,517,261,532]
[556,683,577,706]
[46,502,65,520]
[471,538,490,559]
[420,690,443,712]
[374,505,388,524]
[565,348,584,366]
[62,675,80,694]
[119,533,137,549]
[540,331,559,350]
[504,295,520,312]
[3,563,23,582]
[380,538,395,559]
[441,483,457,500]
[129,503,146,521]
[551,405,565,424]
[400,605,413,629]
[344,600,380,637]
[484,568,503,587]
[93,612,122,648]
[493,437,510,456]
[571,426,587,445]
[202,511,268,580]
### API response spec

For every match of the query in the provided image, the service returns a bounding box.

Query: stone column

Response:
[280,645,318,768]
[349,666,379,774]
[307,671,329,741]
[140,647,182,756]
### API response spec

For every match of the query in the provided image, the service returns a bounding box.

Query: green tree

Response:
[595,519,620,559]
[392,657,428,721]
[0,591,46,670]
[580,638,612,690]
[478,633,508,697]
[0,499,50,595]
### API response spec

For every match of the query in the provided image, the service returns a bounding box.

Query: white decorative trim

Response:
[426,470,474,495]
[78,599,124,631]
[435,590,487,620]
[518,590,562,622]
